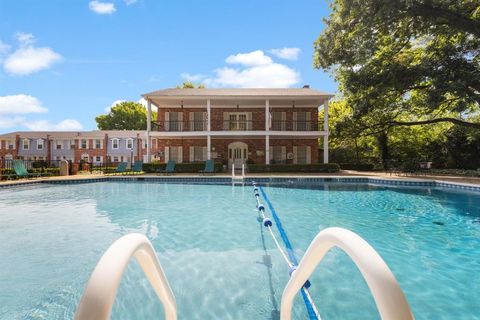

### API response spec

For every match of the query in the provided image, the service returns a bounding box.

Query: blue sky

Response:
[0,0,335,133]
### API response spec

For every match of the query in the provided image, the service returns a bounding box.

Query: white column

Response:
[323,99,329,164]
[207,99,211,160]
[146,100,152,163]
[207,136,211,160]
[265,99,270,165]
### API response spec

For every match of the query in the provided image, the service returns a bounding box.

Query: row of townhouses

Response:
[0,87,332,167]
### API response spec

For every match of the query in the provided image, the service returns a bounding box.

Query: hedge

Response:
[339,163,375,171]
[247,163,340,173]
[142,162,224,173]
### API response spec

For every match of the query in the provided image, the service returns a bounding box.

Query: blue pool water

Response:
[0,181,479,319]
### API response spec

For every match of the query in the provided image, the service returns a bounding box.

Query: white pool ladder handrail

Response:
[280,227,414,320]
[74,233,177,320]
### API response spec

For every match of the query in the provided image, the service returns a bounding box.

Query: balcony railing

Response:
[152,121,206,132]
[151,120,320,132]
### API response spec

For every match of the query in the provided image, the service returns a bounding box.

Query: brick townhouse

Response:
[143,87,332,167]
[0,131,146,164]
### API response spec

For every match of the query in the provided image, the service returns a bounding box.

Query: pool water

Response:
[0,182,479,319]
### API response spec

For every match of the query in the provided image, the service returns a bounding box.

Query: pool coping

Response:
[1,174,480,192]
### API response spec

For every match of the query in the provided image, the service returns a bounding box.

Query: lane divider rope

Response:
[252,182,321,320]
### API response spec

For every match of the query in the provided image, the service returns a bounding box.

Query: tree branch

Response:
[386,117,480,129]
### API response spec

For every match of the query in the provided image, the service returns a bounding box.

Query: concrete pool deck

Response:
[1,170,480,188]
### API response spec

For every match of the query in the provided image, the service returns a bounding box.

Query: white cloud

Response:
[187,50,300,88]
[105,99,126,112]
[4,47,62,76]
[0,40,11,56]
[89,1,116,14]
[2,33,61,76]
[15,32,35,46]
[124,0,138,5]
[0,116,26,129]
[0,94,48,114]
[225,50,273,66]
[269,47,301,60]
[24,119,83,131]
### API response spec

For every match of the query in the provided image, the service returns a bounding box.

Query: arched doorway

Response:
[228,142,248,169]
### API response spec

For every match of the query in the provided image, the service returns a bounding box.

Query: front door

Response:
[228,142,248,169]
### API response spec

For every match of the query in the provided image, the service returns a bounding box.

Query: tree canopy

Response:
[314,0,480,131]
[177,81,205,89]
[96,101,156,130]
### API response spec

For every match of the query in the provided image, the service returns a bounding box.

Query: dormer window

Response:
[112,138,119,149]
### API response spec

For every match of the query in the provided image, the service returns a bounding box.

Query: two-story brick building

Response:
[142,87,331,167]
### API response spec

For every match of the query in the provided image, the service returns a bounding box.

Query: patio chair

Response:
[12,159,44,179]
[130,161,143,174]
[199,159,215,175]
[111,162,128,175]
[158,160,176,175]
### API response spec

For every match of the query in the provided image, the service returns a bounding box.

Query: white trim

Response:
[36,138,44,150]
[111,138,119,150]
[149,131,325,137]
[22,138,29,150]
[126,138,134,150]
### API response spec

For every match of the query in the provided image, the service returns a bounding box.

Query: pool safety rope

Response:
[252,182,321,320]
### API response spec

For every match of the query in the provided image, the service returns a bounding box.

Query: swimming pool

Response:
[0,181,479,319]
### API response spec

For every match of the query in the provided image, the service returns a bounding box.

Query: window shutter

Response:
[177,147,183,163]
[306,146,311,164]
[189,112,194,131]
[165,112,170,131]
[203,112,207,131]
[223,112,229,130]
[293,112,297,131]
[293,146,298,164]
[306,112,311,130]
[179,112,184,131]
[164,146,169,163]
[189,146,194,162]
[282,112,286,130]
[202,146,207,161]
[281,146,286,161]
[247,112,253,130]
[269,146,273,160]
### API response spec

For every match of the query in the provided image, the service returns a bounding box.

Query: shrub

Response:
[142,162,224,173]
[247,163,340,173]
[339,163,375,171]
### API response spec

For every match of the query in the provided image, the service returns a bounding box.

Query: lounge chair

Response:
[12,159,45,179]
[110,162,128,175]
[130,160,143,174]
[199,159,215,175]
[158,160,176,175]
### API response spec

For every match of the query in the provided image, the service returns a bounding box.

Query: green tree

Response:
[95,101,156,130]
[314,0,480,130]
[177,81,205,89]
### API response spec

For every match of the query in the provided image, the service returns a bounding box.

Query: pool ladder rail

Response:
[74,218,414,320]
[231,163,245,183]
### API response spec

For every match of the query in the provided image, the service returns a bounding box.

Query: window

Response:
[81,153,89,162]
[8,140,15,149]
[112,156,119,162]
[192,146,206,162]
[55,140,63,150]
[168,112,182,131]
[37,139,44,150]
[70,140,76,149]
[112,138,119,149]
[151,138,157,149]
[272,146,286,163]
[191,112,205,131]
[95,139,102,149]
[80,139,87,149]
[294,112,311,131]
[94,156,102,163]
[56,156,61,160]
[126,138,133,149]
[168,146,182,163]
[228,113,248,130]
[22,139,29,150]
[271,112,286,130]
[296,146,308,164]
